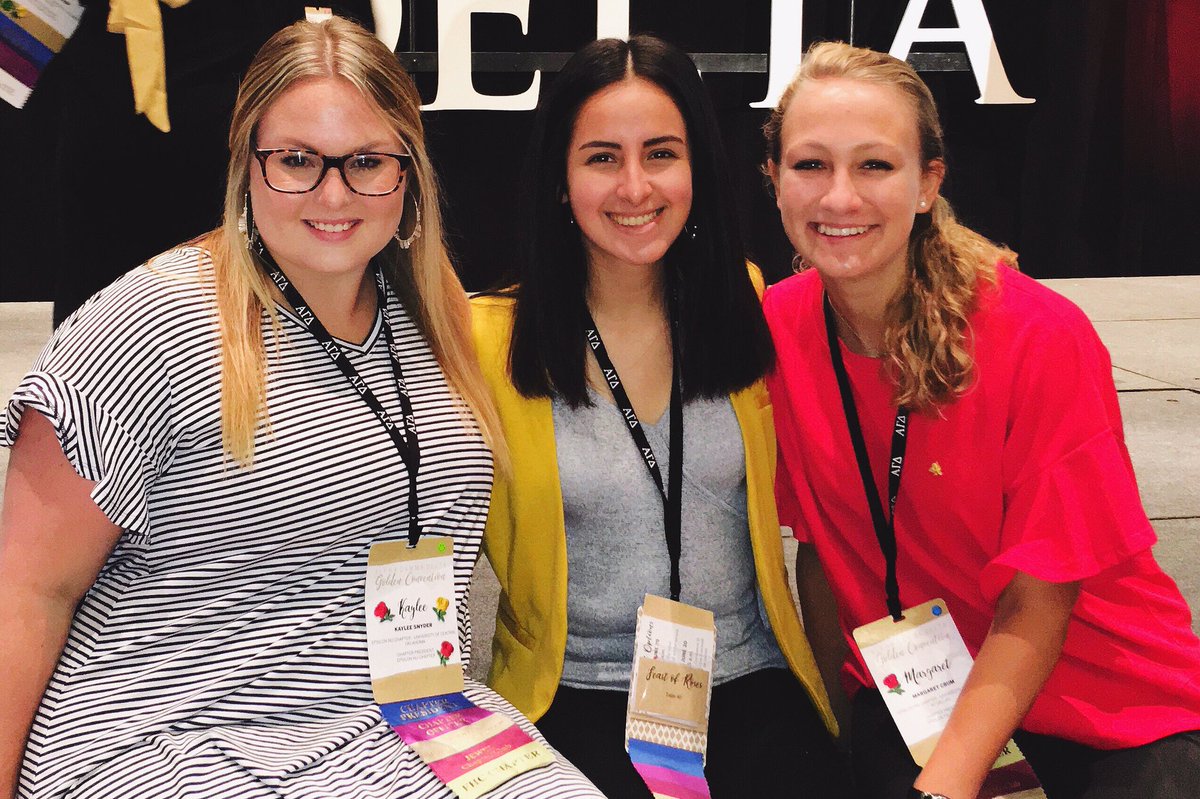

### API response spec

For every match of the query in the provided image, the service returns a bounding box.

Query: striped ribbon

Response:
[382,693,555,799]
[628,739,711,799]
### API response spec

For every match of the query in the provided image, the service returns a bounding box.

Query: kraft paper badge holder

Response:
[625,594,717,799]
[366,537,553,799]
[854,599,1045,799]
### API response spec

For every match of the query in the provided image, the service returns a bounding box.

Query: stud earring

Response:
[393,193,422,249]
[919,199,928,209]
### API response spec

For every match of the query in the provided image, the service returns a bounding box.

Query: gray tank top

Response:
[552,388,787,690]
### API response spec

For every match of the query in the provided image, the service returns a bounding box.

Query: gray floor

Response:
[2,276,1198,682]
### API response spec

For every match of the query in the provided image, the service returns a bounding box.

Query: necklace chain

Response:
[827,295,882,358]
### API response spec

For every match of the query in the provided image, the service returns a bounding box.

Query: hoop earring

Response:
[791,253,810,274]
[393,192,422,249]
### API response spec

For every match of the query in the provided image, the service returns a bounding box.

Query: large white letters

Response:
[373,0,1034,110]
[422,0,541,111]
[371,0,403,52]
[889,0,1034,104]
[596,0,630,39]
[750,1,804,108]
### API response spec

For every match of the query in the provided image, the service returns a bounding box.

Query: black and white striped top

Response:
[3,248,600,799]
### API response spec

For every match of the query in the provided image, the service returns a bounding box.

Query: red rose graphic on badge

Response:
[434,596,449,622]
[883,673,904,695]
[374,601,394,623]
[437,641,454,666]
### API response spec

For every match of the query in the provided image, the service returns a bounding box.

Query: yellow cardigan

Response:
[470,293,837,735]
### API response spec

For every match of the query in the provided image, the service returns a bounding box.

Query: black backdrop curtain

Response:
[1,1,1196,312]
[0,0,375,316]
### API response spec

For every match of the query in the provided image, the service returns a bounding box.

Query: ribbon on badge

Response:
[625,595,716,799]
[367,537,554,798]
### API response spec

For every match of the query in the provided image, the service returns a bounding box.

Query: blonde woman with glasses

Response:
[0,17,599,799]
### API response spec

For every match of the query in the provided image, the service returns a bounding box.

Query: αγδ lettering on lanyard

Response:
[264,254,422,546]
[583,295,683,601]
[823,293,907,621]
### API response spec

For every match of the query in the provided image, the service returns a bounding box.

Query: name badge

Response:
[366,536,464,702]
[626,594,716,756]
[854,599,1045,799]
[366,536,555,798]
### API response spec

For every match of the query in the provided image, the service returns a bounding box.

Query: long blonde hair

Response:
[203,17,505,466]
[764,42,1016,411]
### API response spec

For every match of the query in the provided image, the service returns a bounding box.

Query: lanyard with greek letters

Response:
[264,257,423,546]
[823,293,908,621]
[583,303,684,602]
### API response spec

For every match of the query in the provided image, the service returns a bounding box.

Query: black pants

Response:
[535,667,853,798]
[850,688,1200,799]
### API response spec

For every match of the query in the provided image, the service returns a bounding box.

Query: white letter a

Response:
[889,0,1034,105]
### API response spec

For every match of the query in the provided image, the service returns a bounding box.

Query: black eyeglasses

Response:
[253,148,412,196]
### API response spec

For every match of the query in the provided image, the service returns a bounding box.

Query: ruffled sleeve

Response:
[980,304,1155,602]
[3,260,206,538]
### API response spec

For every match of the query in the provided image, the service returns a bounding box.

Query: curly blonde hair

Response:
[764,41,1016,411]
[202,17,504,466]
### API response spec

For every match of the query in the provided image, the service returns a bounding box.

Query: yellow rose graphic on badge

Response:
[433,596,449,622]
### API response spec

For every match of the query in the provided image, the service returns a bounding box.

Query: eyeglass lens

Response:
[264,151,406,195]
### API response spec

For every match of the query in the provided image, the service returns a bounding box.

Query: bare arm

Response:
[912,572,1080,799]
[795,542,853,739]
[0,411,121,799]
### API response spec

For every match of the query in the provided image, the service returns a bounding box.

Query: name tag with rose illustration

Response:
[854,599,1045,798]
[366,537,554,798]
[366,536,464,702]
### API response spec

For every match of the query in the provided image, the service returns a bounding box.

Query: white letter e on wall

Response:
[890,0,1034,104]
[423,0,541,111]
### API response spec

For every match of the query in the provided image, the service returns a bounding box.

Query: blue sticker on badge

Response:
[932,605,943,616]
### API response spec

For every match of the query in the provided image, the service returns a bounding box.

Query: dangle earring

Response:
[393,192,423,249]
[683,220,698,241]
[239,192,266,258]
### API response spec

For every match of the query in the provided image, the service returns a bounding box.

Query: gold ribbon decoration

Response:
[107,0,190,133]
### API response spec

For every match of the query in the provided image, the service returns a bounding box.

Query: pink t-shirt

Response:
[764,266,1200,749]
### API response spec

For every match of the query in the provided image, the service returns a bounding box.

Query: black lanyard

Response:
[264,257,423,546]
[823,294,908,621]
[583,303,684,602]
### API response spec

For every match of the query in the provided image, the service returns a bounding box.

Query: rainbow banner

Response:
[383,693,554,799]
[628,738,711,799]
[0,0,82,108]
